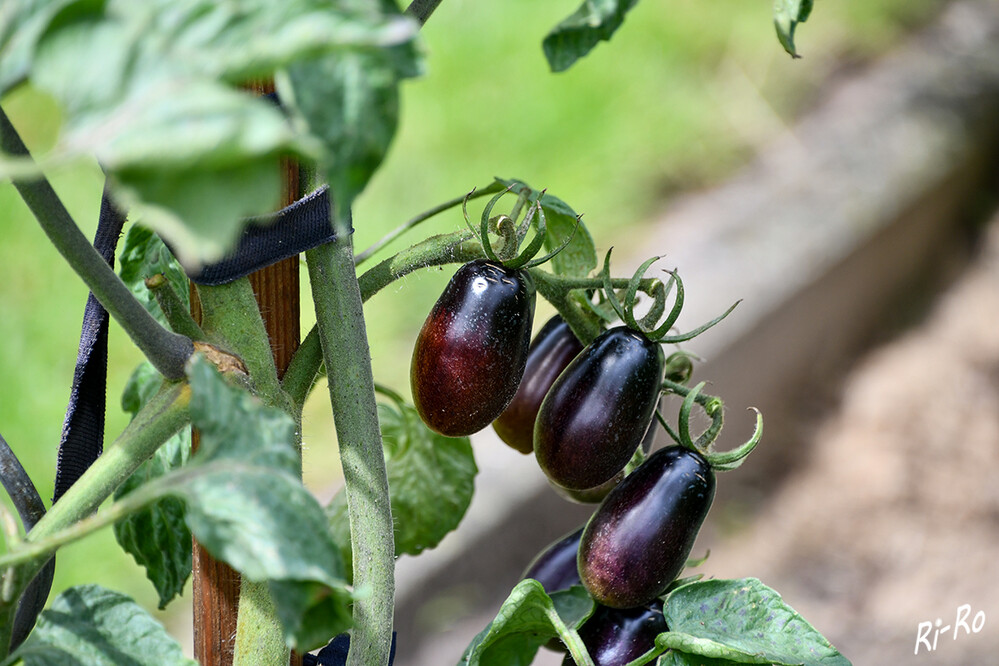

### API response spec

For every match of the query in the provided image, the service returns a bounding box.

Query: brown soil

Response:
[698,212,999,665]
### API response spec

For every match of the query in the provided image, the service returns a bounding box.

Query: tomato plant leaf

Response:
[498,178,596,278]
[459,579,593,666]
[542,0,641,73]
[774,0,814,58]
[148,355,354,648]
[655,652,750,666]
[659,578,851,666]
[2,585,196,666]
[118,225,189,328]
[281,48,408,224]
[114,360,194,609]
[327,399,477,577]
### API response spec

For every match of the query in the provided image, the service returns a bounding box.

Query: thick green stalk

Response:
[195,278,296,665]
[306,233,394,666]
[405,0,445,25]
[0,107,193,380]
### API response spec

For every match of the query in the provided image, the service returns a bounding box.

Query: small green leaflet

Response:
[115,226,194,609]
[497,178,597,278]
[118,225,190,328]
[137,354,355,649]
[459,581,594,666]
[1,585,196,666]
[774,0,814,58]
[657,578,851,666]
[542,0,641,73]
[328,399,477,578]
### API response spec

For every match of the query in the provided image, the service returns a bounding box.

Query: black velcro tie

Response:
[53,184,125,502]
[186,185,345,286]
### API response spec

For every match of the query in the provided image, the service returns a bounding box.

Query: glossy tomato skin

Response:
[493,316,584,454]
[534,326,665,490]
[578,446,715,609]
[522,525,585,593]
[562,601,667,666]
[411,260,535,437]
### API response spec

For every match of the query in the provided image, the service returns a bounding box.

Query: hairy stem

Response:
[0,107,193,380]
[146,274,204,340]
[405,0,445,25]
[306,232,394,666]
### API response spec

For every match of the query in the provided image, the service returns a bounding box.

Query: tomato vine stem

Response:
[0,108,194,380]
[306,230,395,666]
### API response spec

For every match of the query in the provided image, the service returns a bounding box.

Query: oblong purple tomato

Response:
[521,525,585,593]
[493,315,583,454]
[411,260,535,437]
[578,446,715,609]
[563,601,667,666]
[534,326,665,490]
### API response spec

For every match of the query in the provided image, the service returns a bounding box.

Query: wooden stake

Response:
[192,79,304,666]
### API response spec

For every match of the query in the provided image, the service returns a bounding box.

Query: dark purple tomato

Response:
[411,260,535,437]
[578,446,714,609]
[562,601,667,666]
[493,315,584,454]
[522,525,585,593]
[534,326,665,490]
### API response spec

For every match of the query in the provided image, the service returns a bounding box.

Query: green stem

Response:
[530,270,603,344]
[145,274,204,340]
[195,279,298,664]
[307,232,395,666]
[405,0,445,25]
[353,183,502,266]
[0,381,190,618]
[0,107,193,380]
[283,231,482,409]
[196,279,292,417]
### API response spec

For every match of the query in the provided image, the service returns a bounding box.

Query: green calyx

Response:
[599,248,740,344]
[461,185,577,270]
[662,379,762,472]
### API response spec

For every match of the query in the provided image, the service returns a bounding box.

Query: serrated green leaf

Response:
[115,359,193,609]
[327,399,477,578]
[113,428,191,609]
[118,225,189,328]
[149,355,353,648]
[774,0,814,58]
[498,178,596,277]
[4,585,195,666]
[459,580,593,666]
[660,578,851,666]
[542,0,641,73]
[655,651,749,666]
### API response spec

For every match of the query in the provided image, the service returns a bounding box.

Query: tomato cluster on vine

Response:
[409,187,762,664]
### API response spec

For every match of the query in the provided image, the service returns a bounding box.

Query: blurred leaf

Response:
[659,578,851,666]
[327,399,477,578]
[282,50,400,225]
[542,0,641,73]
[5,585,196,666]
[0,0,101,96]
[118,225,189,328]
[181,355,351,648]
[774,0,813,58]
[656,652,749,666]
[459,580,593,666]
[499,178,596,277]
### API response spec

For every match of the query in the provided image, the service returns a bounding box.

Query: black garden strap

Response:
[186,185,339,286]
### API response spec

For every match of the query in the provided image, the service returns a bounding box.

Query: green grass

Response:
[0,0,944,649]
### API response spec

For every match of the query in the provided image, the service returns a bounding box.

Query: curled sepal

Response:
[704,408,763,472]
[519,211,581,270]
[666,379,725,458]
[599,248,630,325]
[505,202,547,269]
[657,298,742,344]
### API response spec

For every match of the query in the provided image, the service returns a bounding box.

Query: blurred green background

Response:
[0,0,941,647]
